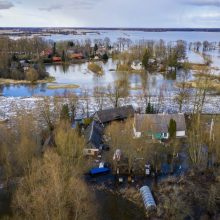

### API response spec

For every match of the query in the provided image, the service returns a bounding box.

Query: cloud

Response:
[184,0,220,7]
[67,0,103,10]
[0,0,14,9]
[191,12,220,21]
[38,0,102,12]
[39,4,63,11]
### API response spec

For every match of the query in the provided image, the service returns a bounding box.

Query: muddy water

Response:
[95,190,146,220]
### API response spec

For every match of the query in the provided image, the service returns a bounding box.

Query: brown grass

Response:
[0,77,55,85]
[88,63,103,75]
[47,84,80,89]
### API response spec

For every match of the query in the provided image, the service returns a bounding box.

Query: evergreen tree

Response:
[102,53,109,61]
[53,42,56,56]
[60,104,70,121]
[142,48,150,69]
[94,44,98,54]
[168,119,176,139]
[145,102,156,114]
[68,41,74,47]
[146,102,152,113]
[61,50,66,62]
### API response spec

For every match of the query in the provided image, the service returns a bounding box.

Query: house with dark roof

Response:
[84,121,104,149]
[93,105,135,125]
[83,105,134,155]
[133,113,186,140]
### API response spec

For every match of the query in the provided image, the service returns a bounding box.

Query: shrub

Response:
[88,63,103,75]
[116,63,132,72]
[102,53,109,61]
[25,68,39,83]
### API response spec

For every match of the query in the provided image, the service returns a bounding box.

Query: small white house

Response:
[148,58,156,64]
[131,61,142,70]
[168,66,176,72]
[133,113,186,140]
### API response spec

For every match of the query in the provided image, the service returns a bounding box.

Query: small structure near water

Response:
[140,186,156,211]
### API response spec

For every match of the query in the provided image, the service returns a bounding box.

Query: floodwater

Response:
[2,30,220,97]
[0,59,190,97]
[43,30,220,44]
[95,190,146,220]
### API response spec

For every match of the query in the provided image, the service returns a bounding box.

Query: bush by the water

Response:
[88,63,103,75]
[0,62,49,82]
[116,63,132,72]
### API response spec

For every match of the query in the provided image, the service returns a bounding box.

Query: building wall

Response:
[161,132,169,139]
[83,148,99,156]
[133,127,142,138]
[176,130,186,137]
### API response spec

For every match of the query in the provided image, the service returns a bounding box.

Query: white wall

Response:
[133,127,142,138]
[161,133,169,139]
[176,130,186,137]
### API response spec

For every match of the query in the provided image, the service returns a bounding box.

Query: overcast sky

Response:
[1,0,220,27]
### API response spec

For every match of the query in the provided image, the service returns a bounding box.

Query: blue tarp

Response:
[90,167,110,175]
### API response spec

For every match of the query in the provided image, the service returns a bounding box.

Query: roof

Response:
[84,120,104,148]
[52,57,62,62]
[134,113,186,133]
[132,60,142,65]
[70,53,84,59]
[94,105,135,124]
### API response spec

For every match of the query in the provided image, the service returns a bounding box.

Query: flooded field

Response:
[2,30,220,97]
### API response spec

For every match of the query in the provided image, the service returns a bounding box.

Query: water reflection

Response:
[1,49,217,97]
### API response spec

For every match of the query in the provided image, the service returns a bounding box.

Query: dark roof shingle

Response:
[95,105,134,124]
[84,121,104,148]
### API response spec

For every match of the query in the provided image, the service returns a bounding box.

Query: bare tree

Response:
[93,86,106,110]
[81,89,90,118]
[107,80,129,108]
[174,62,191,112]
[13,151,95,220]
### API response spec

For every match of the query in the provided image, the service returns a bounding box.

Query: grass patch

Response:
[117,64,132,72]
[194,73,220,81]
[47,84,80,90]
[116,63,144,73]
[88,63,103,75]
[0,76,56,85]
[185,80,220,92]
[190,63,207,71]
